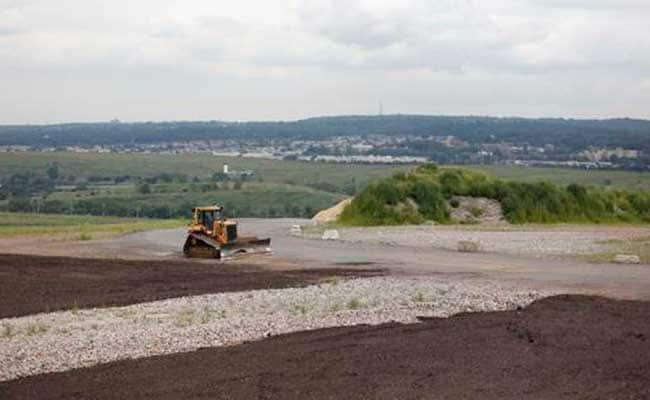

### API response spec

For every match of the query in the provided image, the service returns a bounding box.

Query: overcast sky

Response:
[1,0,649,124]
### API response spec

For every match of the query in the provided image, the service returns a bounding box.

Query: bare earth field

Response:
[2,295,649,400]
[0,253,382,318]
[1,219,650,398]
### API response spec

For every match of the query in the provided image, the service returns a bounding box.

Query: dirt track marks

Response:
[0,254,382,318]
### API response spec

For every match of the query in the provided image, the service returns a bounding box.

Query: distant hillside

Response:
[2,115,650,152]
[338,164,650,225]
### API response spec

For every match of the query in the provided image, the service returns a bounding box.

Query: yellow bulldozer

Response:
[183,205,271,259]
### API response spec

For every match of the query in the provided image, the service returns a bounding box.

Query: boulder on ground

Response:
[613,254,641,264]
[457,240,482,253]
[322,229,340,240]
[289,225,302,236]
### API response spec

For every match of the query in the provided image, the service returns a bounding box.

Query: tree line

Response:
[2,115,650,153]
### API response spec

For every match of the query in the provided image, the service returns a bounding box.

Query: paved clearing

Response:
[2,295,648,400]
[74,219,650,300]
[0,254,381,318]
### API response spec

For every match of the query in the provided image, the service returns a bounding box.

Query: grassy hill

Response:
[339,165,650,226]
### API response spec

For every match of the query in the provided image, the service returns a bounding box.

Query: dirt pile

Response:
[0,254,383,318]
[2,295,649,399]
[312,198,352,223]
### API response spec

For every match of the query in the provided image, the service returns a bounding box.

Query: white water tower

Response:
[223,164,229,174]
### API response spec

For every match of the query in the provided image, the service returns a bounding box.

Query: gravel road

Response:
[0,276,549,381]
[324,225,629,255]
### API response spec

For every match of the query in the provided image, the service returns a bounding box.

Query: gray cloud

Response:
[0,0,648,123]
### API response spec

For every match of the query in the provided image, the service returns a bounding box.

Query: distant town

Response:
[1,133,646,171]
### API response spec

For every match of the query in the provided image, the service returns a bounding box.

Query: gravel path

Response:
[0,276,551,382]
[312,225,650,256]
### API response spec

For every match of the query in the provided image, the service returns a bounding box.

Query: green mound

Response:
[338,164,650,226]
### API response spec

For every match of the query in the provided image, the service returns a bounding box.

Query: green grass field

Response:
[466,165,650,191]
[2,151,649,190]
[0,212,184,238]
[0,151,407,188]
[44,181,346,218]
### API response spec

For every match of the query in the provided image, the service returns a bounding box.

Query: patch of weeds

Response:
[469,206,485,218]
[114,308,136,319]
[1,323,15,339]
[293,304,309,316]
[322,276,341,286]
[412,292,425,303]
[25,323,48,336]
[70,303,80,316]
[199,309,211,324]
[347,298,362,310]
[198,306,225,324]
[174,309,196,327]
[329,303,342,312]
[78,232,93,241]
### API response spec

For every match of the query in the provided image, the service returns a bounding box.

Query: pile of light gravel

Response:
[0,276,552,381]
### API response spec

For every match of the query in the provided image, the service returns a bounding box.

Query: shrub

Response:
[338,166,650,226]
[136,183,151,194]
[347,299,362,310]
[78,232,92,241]
[416,163,439,174]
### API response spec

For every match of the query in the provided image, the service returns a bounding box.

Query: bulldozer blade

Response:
[219,238,272,259]
[183,233,271,259]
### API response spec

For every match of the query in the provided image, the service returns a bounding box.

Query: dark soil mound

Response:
[2,295,649,399]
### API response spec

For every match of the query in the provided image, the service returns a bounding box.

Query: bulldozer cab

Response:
[193,206,223,226]
[198,208,220,228]
[191,205,237,244]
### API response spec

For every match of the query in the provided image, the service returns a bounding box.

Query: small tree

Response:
[136,183,151,194]
[212,172,228,182]
[46,164,59,181]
